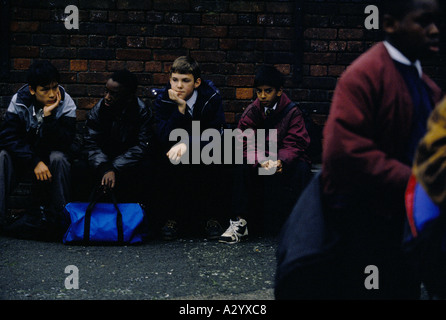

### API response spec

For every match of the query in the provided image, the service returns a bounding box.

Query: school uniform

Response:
[320,41,444,299]
[152,80,226,236]
[231,92,311,235]
[0,85,76,230]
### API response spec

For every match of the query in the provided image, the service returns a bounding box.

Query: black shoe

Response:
[2,212,46,240]
[161,220,179,240]
[205,219,223,240]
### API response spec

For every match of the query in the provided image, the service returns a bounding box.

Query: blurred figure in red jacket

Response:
[320,0,444,299]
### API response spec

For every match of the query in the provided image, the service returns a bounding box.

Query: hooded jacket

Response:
[153,79,225,152]
[237,92,311,168]
[0,84,77,167]
[84,97,153,175]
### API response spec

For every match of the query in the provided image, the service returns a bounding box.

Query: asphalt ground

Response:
[0,234,277,301]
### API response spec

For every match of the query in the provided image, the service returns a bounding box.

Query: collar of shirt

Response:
[264,102,278,115]
[186,90,198,116]
[384,41,422,78]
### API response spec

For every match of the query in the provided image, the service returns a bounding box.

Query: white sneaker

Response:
[218,218,248,244]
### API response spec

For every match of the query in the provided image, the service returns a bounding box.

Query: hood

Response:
[15,84,67,109]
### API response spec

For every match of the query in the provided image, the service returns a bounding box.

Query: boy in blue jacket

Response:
[153,56,226,240]
[0,60,77,238]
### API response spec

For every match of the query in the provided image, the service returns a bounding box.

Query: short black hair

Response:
[382,0,438,20]
[27,60,60,89]
[254,65,284,90]
[111,69,138,94]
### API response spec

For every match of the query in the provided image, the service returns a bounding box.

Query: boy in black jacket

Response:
[153,56,226,240]
[84,69,154,205]
[0,60,77,238]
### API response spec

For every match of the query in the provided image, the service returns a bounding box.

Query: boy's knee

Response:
[49,151,70,167]
[0,149,10,160]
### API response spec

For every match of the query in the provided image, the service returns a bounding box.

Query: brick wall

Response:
[1,0,446,162]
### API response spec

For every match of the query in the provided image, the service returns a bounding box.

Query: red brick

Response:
[107,61,126,71]
[153,73,170,85]
[77,97,99,110]
[116,49,152,60]
[303,53,337,64]
[225,112,235,124]
[10,46,39,58]
[70,60,88,71]
[145,37,164,48]
[90,60,107,71]
[190,51,226,63]
[127,61,144,72]
[153,50,187,62]
[13,58,31,70]
[328,65,346,77]
[338,29,364,40]
[229,1,264,12]
[304,28,337,40]
[10,21,39,33]
[310,65,327,77]
[227,75,254,87]
[76,109,88,122]
[182,38,200,50]
[78,72,111,84]
[329,41,347,51]
[236,88,253,100]
[145,61,163,73]
[219,39,237,50]
[191,26,227,38]
[127,36,145,48]
[275,64,291,75]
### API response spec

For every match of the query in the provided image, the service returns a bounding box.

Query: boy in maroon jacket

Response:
[319,0,444,299]
[219,65,311,243]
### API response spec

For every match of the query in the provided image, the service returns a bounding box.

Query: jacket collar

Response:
[253,92,292,115]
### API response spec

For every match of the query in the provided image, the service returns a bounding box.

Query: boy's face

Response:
[170,73,201,101]
[384,0,440,61]
[104,78,129,110]
[256,85,282,109]
[29,82,60,107]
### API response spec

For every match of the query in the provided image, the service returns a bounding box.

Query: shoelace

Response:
[224,220,242,241]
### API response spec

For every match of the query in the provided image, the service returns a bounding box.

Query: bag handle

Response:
[83,186,124,244]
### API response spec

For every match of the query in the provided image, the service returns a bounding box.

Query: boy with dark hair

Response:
[219,65,311,244]
[277,0,443,299]
[153,56,226,240]
[0,60,77,238]
[84,69,154,205]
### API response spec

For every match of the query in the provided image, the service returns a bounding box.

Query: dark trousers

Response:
[71,157,154,206]
[0,149,71,226]
[153,157,230,235]
[231,160,311,236]
[323,205,421,300]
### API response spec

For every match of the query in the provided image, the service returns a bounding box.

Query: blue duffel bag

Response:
[63,187,147,245]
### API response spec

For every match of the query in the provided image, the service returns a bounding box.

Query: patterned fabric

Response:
[413,97,446,207]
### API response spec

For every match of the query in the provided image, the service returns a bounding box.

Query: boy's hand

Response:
[260,159,283,174]
[43,89,61,117]
[102,171,116,190]
[168,89,187,114]
[34,161,52,181]
[167,142,187,164]
[275,159,283,173]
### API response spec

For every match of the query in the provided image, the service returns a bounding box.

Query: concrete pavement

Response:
[0,235,277,300]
